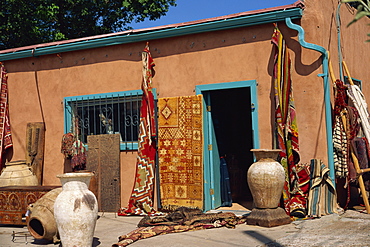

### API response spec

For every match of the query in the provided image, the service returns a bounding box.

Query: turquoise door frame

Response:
[195,80,260,211]
[202,92,221,211]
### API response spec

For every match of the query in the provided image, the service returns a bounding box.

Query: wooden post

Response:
[25,122,45,186]
[87,134,121,212]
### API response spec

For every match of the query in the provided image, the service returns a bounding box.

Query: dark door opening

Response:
[208,87,254,206]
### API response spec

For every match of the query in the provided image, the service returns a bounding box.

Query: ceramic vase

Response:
[247,149,285,208]
[0,160,38,186]
[246,149,291,227]
[54,172,98,247]
[27,188,62,243]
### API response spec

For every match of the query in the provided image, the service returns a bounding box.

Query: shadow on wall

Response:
[266,20,325,154]
[267,20,322,78]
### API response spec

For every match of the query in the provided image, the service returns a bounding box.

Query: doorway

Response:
[196,80,259,210]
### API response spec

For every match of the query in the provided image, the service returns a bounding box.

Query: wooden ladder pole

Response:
[341,61,370,213]
[350,152,370,213]
[342,61,354,85]
[359,168,370,175]
[328,51,337,84]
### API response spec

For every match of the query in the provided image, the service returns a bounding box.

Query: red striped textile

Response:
[118,44,160,216]
[0,63,13,170]
[271,26,303,215]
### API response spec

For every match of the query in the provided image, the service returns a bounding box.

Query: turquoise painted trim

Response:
[64,88,157,151]
[64,89,143,102]
[0,8,302,61]
[204,92,218,211]
[285,18,335,183]
[200,95,211,211]
[195,80,260,149]
[197,80,259,211]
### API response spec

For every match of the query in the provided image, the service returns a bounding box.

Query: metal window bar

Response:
[123,94,127,149]
[66,93,141,149]
[81,98,84,141]
[99,96,102,135]
[130,92,134,150]
[117,94,121,141]
[111,95,114,134]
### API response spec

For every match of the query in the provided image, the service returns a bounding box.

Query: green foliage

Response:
[0,0,176,50]
[341,0,370,41]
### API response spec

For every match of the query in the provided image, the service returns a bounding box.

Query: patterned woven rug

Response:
[158,95,204,210]
[0,63,12,170]
[117,44,159,216]
[112,209,246,247]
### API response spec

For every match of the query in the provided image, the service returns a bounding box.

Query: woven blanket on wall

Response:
[0,64,12,170]
[157,95,204,210]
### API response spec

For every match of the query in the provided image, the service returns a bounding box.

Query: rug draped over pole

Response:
[157,95,204,210]
[118,44,159,216]
[307,159,337,217]
[333,80,350,179]
[347,84,370,143]
[271,26,308,216]
[0,63,13,170]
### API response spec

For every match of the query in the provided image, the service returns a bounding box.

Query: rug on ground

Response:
[112,207,246,247]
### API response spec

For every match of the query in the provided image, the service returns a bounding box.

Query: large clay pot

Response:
[0,160,38,186]
[247,149,285,209]
[27,188,62,243]
[54,172,98,247]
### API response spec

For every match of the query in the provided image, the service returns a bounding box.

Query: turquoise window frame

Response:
[344,76,362,90]
[64,89,157,151]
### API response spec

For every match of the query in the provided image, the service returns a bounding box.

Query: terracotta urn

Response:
[247,149,285,208]
[54,172,98,247]
[27,188,62,243]
[0,160,38,186]
[246,149,291,227]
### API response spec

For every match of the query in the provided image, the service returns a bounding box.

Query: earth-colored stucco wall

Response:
[2,1,370,207]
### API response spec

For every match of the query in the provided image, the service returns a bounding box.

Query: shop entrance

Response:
[196,81,259,211]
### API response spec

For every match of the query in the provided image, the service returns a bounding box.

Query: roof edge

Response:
[0,2,303,61]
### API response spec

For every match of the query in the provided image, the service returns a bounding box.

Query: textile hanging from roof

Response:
[118,44,159,216]
[157,95,204,210]
[345,105,361,182]
[333,80,350,179]
[347,84,370,143]
[333,116,349,178]
[271,26,303,215]
[307,159,338,217]
[0,63,13,170]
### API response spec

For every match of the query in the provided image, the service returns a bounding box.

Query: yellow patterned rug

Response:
[158,95,203,210]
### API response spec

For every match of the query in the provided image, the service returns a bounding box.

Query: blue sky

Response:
[130,0,296,29]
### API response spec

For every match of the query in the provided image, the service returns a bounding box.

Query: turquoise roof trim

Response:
[0,8,302,61]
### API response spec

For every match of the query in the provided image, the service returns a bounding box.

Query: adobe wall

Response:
[2,1,369,206]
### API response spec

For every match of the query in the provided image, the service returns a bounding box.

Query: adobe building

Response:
[0,0,369,213]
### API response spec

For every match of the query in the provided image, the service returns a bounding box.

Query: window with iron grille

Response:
[64,89,150,150]
[344,76,362,90]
